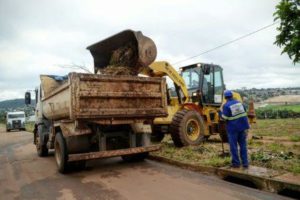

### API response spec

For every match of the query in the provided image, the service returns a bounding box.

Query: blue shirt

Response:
[221,98,250,133]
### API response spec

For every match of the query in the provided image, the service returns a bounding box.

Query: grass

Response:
[250,118,300,138]
[154,139,231,167]
[153,118,300,174]
[25,122,34,133]
[0,122,34,133]
[249,141,300,174]
[262,104,300,112]
[290,135,300,142]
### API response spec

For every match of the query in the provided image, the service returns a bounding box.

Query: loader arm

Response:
[141,61,189,103]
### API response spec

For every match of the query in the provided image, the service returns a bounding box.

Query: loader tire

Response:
[55,132,69,173]
[170,109,205,147]
[122,152,149,162]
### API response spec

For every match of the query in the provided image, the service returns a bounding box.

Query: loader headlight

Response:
[192,92,198,96]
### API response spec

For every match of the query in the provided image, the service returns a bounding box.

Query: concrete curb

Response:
[148,155,300,195]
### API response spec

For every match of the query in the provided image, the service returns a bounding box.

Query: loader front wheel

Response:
[170,109,205,147]
[55,132,69,173]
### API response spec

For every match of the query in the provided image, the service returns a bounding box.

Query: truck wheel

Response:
[122,152,149,162]
[170,109,205,147]
[55,132,69,173]
[36,132,48,157]
[151,126,165,143]
[6,129,10,132]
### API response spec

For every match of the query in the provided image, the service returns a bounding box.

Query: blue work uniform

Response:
[222,98,250,167]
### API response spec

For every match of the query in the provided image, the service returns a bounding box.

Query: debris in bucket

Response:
[99,66,137,76]
[101,42,142,76]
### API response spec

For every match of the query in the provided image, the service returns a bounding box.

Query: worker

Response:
[221,90,250,168]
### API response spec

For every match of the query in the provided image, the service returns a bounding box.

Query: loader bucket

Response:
[87,30,157,74]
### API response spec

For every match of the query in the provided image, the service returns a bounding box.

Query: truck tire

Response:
[170,109,205,147]
[55,132,69,173]
[36,128,48,157]
[122,152,149,162]
[6,129,10,132]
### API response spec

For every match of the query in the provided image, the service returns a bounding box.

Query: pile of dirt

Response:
[101,42,143,76]
[99,66,137,76]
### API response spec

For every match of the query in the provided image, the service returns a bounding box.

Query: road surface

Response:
[0,128,293,200]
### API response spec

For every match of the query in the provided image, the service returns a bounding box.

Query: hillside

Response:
[0,99,36,110]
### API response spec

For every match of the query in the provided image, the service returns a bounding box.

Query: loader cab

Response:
[180,63,225,106]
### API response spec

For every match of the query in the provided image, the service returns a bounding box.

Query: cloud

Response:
[0,0,299,101]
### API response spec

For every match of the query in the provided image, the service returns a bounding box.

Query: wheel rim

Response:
[185,118,200,141]
[55,141,62,167]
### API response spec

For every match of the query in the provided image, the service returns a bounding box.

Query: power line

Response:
[172,21,279,65]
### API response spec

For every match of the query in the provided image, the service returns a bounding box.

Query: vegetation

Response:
[251,118,300,138]
[153,118,300,174]
[0,98,35,121]
[274,0,300,64]
[255,104,300,119]
[154,138,231,167]
[249,141,300,174]
[262,104,300,112]
[25,122,35,133]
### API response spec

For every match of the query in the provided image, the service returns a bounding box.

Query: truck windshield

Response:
[8,114,25,119]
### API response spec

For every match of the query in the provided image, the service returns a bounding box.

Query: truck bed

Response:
[42,73,167,123]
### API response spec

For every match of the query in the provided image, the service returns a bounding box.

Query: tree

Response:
[274,0,300,64]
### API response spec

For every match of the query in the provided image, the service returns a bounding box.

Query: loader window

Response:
[202,66,224,105]
[182,68,201,90]
[203,73,213,103]
[214,70,223,103]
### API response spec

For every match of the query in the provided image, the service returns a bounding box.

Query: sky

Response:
[0,0,299,101]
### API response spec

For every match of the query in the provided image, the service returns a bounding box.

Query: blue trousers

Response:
[227,130,249,167]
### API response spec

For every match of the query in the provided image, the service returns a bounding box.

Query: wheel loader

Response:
[144,62,256,147]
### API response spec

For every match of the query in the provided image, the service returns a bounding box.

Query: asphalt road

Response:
[0,129,293,200]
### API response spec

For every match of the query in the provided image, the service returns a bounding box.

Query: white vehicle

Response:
[6,111,26,132]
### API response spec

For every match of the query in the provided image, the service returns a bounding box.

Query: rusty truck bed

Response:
[42,73,167,122]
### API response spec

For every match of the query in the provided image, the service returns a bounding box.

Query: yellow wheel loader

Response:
[142,61,256,147]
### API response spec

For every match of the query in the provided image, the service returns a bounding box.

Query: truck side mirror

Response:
[25,92,31,105]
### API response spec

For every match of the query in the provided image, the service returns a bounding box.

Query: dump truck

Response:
[25,30,167,173]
